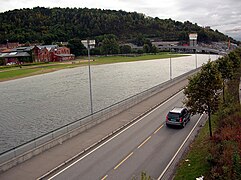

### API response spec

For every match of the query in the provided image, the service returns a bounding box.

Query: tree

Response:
[67,38,86,56]
[0,7,235,44]
[143,44,151,53]
[134,35,146,46]
[100,37,119,55]
[216,56,233,103]
[227,50,241,103]
[228,51,241,71]
[151,45,158,54]
[120,45,132,54]
[184,61,223,137]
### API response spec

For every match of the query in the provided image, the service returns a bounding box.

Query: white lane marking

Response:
[48,90,184,179]
[157,114,204,180]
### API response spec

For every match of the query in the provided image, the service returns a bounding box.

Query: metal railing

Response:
[0,68,200,171]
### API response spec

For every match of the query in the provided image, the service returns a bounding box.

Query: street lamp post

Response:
[170,47,172,80]
[82,39,95,114]
[195,50,198,69]
[87,41,93,114]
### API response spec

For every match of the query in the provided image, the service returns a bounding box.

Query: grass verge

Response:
[173,114,219,180]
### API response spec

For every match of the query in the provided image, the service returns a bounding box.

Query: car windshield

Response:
[168,112,180,119]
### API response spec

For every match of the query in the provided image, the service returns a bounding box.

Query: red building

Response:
[33,45,75,62]
[51,46,75,62]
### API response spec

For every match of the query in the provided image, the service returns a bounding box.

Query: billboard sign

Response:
[189,33,198,40]
[81,40,96,49]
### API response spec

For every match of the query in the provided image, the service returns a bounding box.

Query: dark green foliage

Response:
[216,56,233,81]
[216,56,234,103]
[67,38,87,56]
[100,37,120,55]
[184,61,223,115]
[151,45,158,54]
[184,61,223,137]
[0,58,5,65]
[90,47,101,55]
[233,150,241,180]
[226,49,241,103]
[120,45,132,54]
[228,51,241,70]
[203,49,241,179]
[143,44,151,53]
[0,7,234,44]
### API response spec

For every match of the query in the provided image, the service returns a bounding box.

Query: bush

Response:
[208,109,241,180]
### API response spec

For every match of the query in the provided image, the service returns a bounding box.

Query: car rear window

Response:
[168,112,180,119]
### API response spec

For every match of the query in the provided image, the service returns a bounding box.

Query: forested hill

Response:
[0,7,234,44]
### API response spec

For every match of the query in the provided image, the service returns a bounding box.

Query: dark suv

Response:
[166,107,190,128]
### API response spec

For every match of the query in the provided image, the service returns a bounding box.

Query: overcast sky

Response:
[1,0,241,41]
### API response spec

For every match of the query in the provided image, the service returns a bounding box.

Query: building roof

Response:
[0,52,30,58]
[10,46,34,52]
[38,45,58,51]
[8,45,58,52]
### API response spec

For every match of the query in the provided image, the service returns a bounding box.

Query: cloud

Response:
[225,26,241,33]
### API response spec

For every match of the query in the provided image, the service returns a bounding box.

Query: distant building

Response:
[0,52,31,64]
[204,26,211,30]
[152,41,179,47]
[121,43,143,50]
[1,45,75,65]
[51,46,74,62]
[33,45,75,62]
[189,33,198,47]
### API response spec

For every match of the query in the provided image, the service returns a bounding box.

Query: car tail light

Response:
[166,115,168,121]
[180,117,183,122]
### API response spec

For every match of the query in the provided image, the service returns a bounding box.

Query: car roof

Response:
[169,107,185,113]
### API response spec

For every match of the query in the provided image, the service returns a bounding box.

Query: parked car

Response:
[166,107,190,128]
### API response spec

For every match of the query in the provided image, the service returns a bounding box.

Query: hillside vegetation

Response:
[174,48,241,180]
[0,7,235,44]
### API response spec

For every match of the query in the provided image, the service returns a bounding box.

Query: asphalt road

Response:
[47,90,203,180]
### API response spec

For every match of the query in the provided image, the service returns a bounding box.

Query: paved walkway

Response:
[0,78,188,180]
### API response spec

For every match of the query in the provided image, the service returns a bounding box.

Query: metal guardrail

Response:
[0,68,200,171]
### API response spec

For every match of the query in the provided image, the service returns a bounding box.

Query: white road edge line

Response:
[47,90,184,180]
[157,113,204,180]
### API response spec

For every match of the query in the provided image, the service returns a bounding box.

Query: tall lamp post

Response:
[170,47,172,80]
[195,49,198,69]
[82,39,95,114]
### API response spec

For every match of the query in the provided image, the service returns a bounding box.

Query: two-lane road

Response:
[47,91,204,180]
